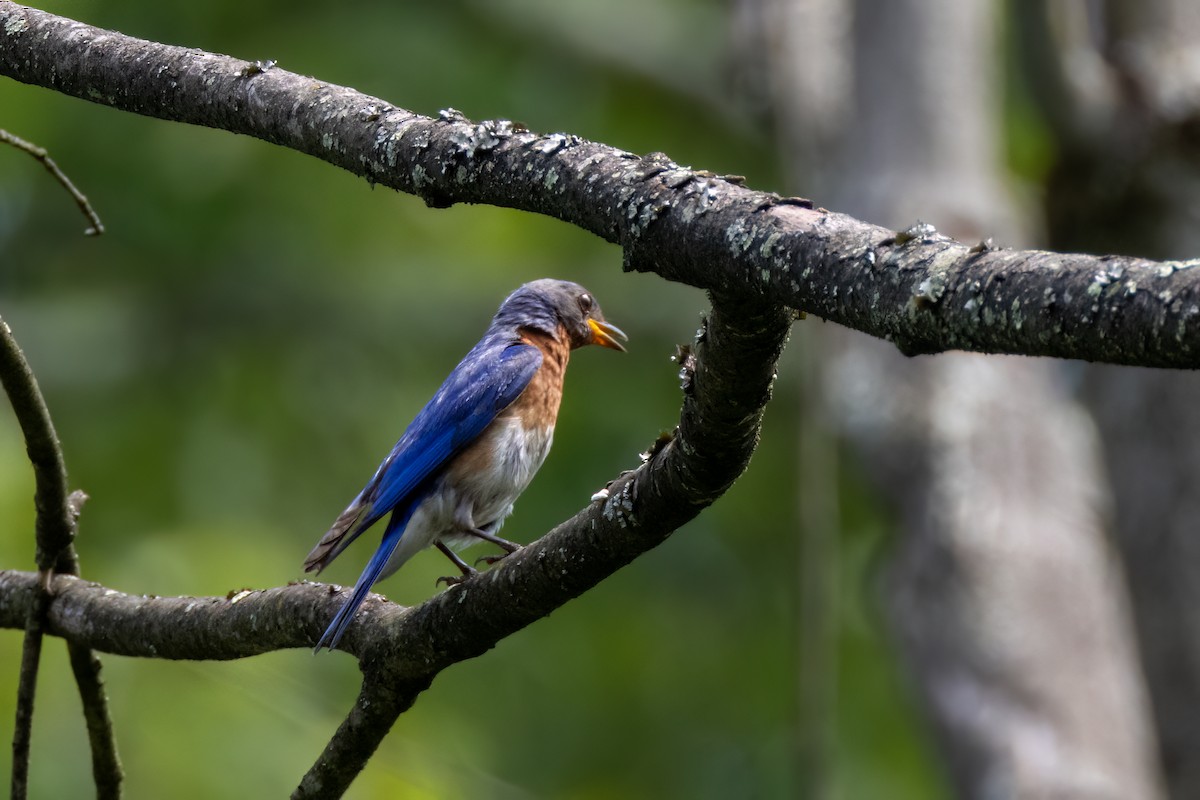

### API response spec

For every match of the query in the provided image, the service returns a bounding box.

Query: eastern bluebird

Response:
[304,279,626,651]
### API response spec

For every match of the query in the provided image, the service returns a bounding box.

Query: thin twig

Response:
[0,318,121,798]
[0,129,104,236]
[10,589,49,800]
[0,317,71,571]
[67,642,123,799]
[59,496,122,799]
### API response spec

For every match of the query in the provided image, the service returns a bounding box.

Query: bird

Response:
[304,278,626,651]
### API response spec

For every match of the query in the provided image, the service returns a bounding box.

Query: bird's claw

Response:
[436,567,477,587]
[473,546,522,568]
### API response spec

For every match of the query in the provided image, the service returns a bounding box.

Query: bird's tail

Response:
[303,498,370,574]
[313,502,417,652]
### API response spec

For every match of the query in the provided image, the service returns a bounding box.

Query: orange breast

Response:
[504,326,570,429]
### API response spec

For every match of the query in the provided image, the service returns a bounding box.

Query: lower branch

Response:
[293,671,428,800]
[11,590,50,800]
[66,642,122,800]
[0,294,793,795]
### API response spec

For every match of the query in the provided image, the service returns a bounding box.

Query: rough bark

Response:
[3,2,1200,367]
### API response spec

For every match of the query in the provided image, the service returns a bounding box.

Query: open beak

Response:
[588,318,628,352]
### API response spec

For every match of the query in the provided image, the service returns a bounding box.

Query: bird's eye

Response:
[578,293,593,313]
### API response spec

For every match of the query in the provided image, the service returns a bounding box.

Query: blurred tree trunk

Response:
[1016,2,1200,797]
[735,0,1165,797]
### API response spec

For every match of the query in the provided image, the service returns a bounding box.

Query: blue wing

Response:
[305,334,542,573]
[307,334,542,651]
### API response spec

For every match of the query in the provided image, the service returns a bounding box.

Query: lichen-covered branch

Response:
[2,1,1199,367]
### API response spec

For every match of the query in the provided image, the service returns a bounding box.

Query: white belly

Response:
[377,418,554,579]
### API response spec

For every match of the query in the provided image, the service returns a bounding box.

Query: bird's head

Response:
[497,279,627,352]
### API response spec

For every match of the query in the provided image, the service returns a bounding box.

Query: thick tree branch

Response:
[3,1,1200,367]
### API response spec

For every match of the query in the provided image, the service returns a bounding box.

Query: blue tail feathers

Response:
[313,503,417,652]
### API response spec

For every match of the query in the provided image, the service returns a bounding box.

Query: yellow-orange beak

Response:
[588,318,628,352]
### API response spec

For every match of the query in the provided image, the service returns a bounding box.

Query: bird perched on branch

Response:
[304,279,627,651]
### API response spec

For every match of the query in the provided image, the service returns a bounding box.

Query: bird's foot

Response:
[474,545,524,568]
[436,567,477,587]
[435,541,477,586]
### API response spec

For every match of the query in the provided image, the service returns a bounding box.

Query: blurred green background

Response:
[0,1,944,797]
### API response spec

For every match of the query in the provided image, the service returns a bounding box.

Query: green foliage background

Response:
[0,1,946,796]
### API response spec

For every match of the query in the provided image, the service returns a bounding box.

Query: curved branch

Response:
[0,317,121,797]
[0,317,72,572]
[0,129,104,235]
[0,292,792,793]
[0,295,791,664]
[2,2,1200,368]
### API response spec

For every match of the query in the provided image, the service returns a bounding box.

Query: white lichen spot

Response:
[1125,281,1138,296]
[5,16,28,35]
[602,484,636,528]
[724,218,752,257]
[382,134,401,167]
[759,232,782,259]
[1011,298,1024,330]
[412,164,430,190]
[913,273,947,305]
[1158,259,1200,278]
[544,168,559,190]
[760,268,771,283]
[537,133,568,154]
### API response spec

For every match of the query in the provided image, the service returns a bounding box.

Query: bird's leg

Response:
[434,541,478,586]
[466,527,523,567]
[468,527,522,553]
[452,504,523,567]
